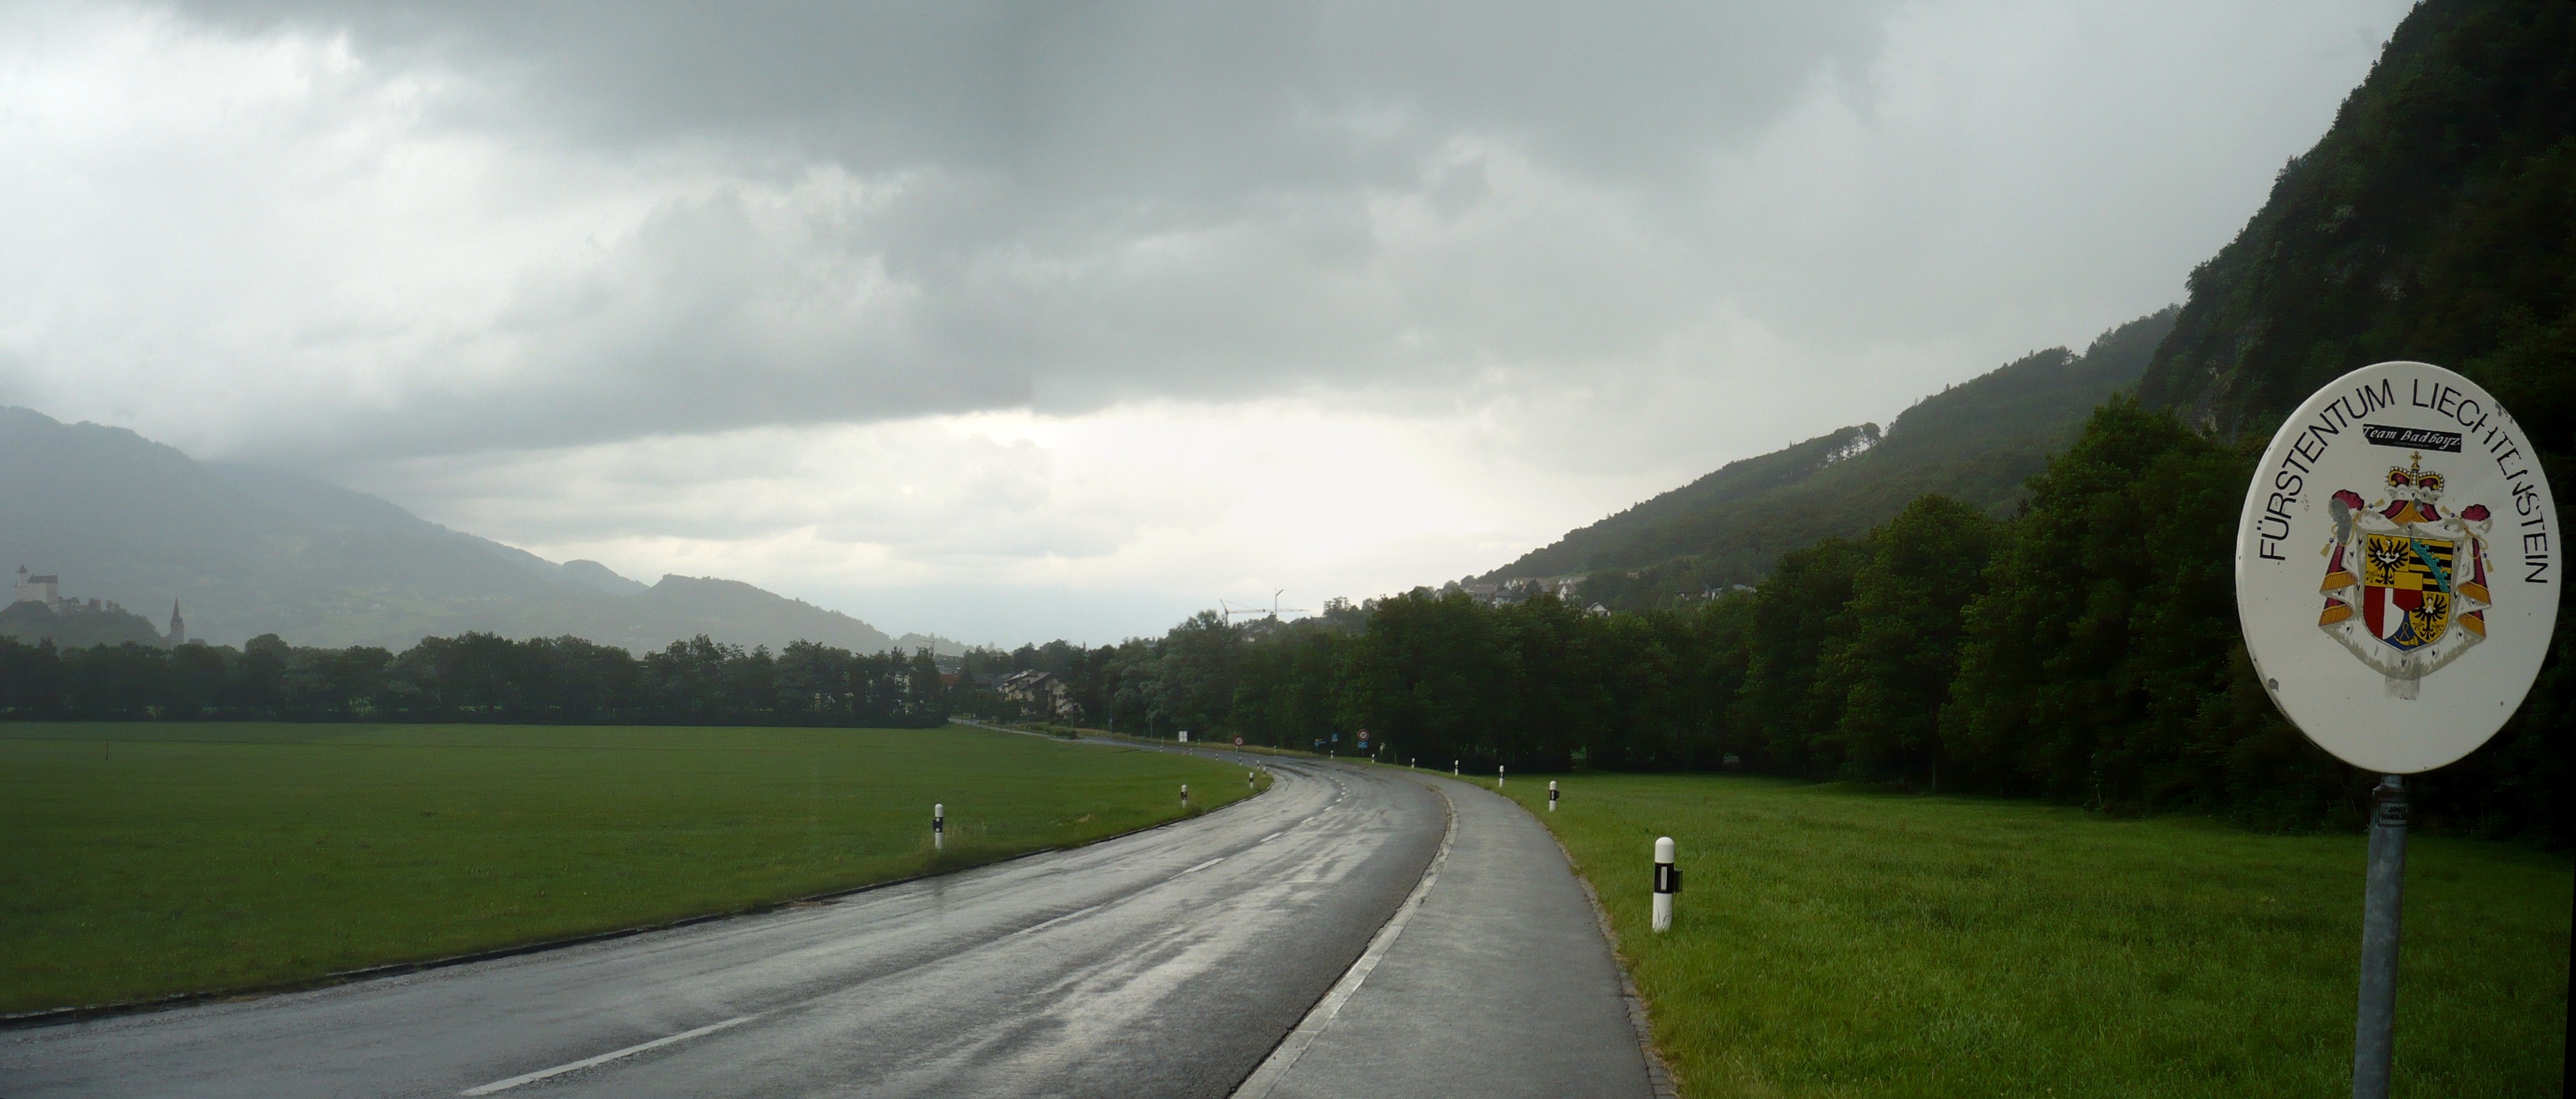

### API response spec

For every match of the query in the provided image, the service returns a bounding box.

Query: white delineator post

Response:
[933,803,945,851]
[1497,764,1505,786]
[1651,837,1678,933]
[1548,780,1558,812]
[1247,770,1256,790]
[1451,760,1458,775]
[1180,784,1190,808]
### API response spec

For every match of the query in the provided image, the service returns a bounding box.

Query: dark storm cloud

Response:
[174,1,1895,188]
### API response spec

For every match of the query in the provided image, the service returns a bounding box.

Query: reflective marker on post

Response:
[933,803,945,851]
[1548,780,1558,812]
[1651,837,1679,933]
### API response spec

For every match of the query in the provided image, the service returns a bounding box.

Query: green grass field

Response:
[0,722,1263,1015]
[1488,773,2568,1098]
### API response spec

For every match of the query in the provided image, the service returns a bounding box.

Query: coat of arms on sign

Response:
[2316,452,2495,698]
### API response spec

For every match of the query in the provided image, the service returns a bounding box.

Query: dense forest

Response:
[0,633,949,727]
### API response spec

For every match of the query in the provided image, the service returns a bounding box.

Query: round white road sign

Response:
[2236,361,2560,773]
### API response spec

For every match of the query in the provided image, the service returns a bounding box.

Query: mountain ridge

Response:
[0,406,900,655]
[1484,308,2178,604]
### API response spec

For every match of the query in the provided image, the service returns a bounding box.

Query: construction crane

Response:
[1220,589,1311,621]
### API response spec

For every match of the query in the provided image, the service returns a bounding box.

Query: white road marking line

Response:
[459,1016,755,1095]
[1230,785,1458,1099]
[1177,857,1226,876]
[1015,904,1105,936]
[1258,831,1284,843]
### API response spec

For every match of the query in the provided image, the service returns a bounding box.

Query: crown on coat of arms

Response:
[2386,452,2444,497]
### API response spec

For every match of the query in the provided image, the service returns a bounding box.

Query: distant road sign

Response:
[2235,361,2558,773]
[1233,736,1243,746]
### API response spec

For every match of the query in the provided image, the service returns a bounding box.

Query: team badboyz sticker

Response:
[2236,361,2557,774]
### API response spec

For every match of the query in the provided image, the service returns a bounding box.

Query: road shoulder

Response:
[1241,769,1657,1099]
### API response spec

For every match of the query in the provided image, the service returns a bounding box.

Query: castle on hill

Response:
[14,565,187,645]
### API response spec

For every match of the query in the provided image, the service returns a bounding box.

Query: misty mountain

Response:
[1486,308,2178,606]
[0,406,896,654]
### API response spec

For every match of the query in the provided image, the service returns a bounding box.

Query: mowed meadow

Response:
[1496,773,2568,1098]
[0,723,1261,1015]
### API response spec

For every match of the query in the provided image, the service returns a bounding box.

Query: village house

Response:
[996,669,1082,721]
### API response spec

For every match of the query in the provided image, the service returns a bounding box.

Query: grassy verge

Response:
[1488,773,2567,1098]
[0,721,1263,1015]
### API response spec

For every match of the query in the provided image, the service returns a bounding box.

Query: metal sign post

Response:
[2235,361,2557,1099]
[2353,776,2407,1098]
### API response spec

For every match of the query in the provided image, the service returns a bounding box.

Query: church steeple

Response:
[167,600,187,646]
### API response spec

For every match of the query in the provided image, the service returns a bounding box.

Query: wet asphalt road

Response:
[1,756,1442,1098]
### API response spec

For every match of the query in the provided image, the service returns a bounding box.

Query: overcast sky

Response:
[1,0,2409,644]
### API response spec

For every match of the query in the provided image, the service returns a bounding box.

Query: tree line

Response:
[978,400,2568,844]
[0,632,950,727]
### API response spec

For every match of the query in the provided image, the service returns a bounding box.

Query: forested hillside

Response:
[2138,0,2574,451]
[1492,308,2175,608]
